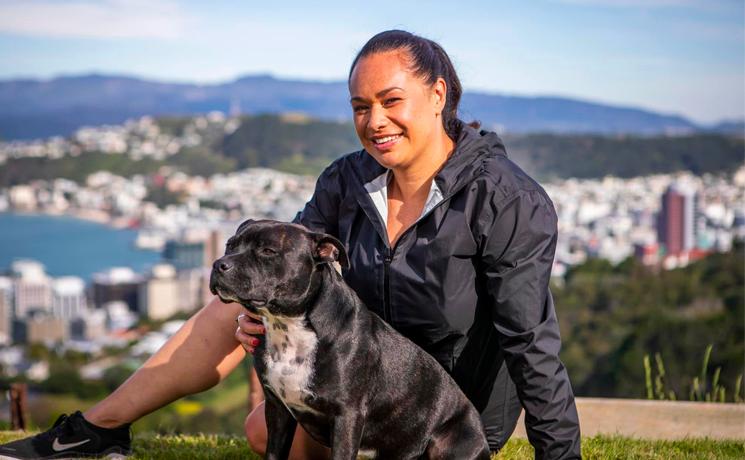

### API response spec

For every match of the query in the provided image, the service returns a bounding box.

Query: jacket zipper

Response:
[383,247,393,323]
[379,170,479,325]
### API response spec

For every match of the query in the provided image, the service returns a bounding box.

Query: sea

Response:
[0,212,161,281]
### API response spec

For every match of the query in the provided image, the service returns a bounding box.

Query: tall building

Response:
[177,268,206,313]
[138,264,180,320]
[51,276,88,319]
[164,227,228,270]
[204,229,227,268]
[0,277,12,344]
[11,259,51,317]
[657,184,698,256]
[163,240,205,270]
[92,267,143,312]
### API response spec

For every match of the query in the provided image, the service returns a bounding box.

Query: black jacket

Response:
[294,122,581,459]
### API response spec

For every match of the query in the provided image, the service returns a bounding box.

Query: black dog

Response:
[210,219,490,460]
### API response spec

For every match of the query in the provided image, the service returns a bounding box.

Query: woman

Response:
[0,30,580,460]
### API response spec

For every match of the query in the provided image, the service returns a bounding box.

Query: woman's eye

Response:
[352,105,369,113]
[384,97,401,105]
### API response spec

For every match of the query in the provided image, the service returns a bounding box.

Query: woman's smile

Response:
[370,133,403,152]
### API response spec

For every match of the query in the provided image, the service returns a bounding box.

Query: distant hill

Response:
[1,73,737,140]
[504,133,744,181]
[707,120,745,136]
[1,114,742,187]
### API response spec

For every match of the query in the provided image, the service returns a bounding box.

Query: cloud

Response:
[0,0,190,39]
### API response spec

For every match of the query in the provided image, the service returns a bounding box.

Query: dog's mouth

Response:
[210,280,269,310]
[211,285,240,304]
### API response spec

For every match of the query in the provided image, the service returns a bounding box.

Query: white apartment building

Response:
[11,259,51,317]
[138,263,180,320]
[0,277,12,344]
[51,276,88,319]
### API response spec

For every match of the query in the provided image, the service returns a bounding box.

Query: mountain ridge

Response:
[0,73,739,140]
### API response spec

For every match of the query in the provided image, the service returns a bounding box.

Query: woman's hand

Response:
[235,311,265,354]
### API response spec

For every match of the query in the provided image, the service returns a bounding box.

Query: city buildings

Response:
[0,114,743,355]
[658,183,698,256]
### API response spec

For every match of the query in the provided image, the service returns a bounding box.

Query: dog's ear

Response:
[312,233,349,268]
[235,219,256,235]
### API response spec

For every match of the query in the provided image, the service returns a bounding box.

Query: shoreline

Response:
[1,208,130,229]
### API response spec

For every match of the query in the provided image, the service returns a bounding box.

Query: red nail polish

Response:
[252,338,260,346]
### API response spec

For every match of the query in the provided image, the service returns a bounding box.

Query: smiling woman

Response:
[241,30,581,459]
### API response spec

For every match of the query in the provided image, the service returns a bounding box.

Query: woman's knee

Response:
[244,402,267,455]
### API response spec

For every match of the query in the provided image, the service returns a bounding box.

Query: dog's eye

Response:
[259,247,278,256]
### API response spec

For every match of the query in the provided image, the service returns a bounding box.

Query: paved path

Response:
[512,397,745,440]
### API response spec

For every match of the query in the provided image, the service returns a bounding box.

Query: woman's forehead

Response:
[349,50,422,96]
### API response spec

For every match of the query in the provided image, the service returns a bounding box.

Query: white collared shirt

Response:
[363,170,444,228]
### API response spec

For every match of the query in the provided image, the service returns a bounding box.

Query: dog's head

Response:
[209,219,348,317]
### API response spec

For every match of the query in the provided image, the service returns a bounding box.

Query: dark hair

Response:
[349,30,479,140]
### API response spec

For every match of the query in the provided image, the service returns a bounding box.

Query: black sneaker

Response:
[0,411,131,459]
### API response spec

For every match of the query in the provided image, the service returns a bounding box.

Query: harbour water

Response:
[0,212,161,281]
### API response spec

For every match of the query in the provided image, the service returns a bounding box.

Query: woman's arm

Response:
[479,188,581,460]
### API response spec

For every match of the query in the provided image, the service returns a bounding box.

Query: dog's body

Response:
[210,220,490,460]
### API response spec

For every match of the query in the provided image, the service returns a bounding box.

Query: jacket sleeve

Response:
[292,161,342,236]
[480,188,581,459]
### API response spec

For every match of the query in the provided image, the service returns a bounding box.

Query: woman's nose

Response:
[368,104,388,131]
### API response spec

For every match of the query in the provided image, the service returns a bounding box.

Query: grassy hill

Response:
[1,115,742,188]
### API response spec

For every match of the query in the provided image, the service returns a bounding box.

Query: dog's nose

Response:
[214,258,233,273]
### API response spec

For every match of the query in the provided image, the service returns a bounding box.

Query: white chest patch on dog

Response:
[262,313,320,415]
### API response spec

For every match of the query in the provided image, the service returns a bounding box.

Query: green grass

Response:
[496,436,745,459]
[1,432,743,459]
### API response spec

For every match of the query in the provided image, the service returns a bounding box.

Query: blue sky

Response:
[0,0,742,124]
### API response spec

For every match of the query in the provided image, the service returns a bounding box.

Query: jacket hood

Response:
[434,120,507,196]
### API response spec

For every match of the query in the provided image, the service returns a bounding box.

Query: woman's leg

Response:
[244,401,330,460]
[84,296,247,428]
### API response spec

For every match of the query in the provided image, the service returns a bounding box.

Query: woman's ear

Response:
[432,76,447,114]
[313,233,349,268]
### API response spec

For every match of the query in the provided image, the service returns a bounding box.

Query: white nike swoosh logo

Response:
[52,438,91,452]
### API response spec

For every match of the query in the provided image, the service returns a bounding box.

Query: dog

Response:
[210,219,490,460]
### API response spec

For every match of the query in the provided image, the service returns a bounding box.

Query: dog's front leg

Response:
[330,411,365,460]
[263,390,297,460]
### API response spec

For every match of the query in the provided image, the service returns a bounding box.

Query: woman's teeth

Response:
[373,134,401,144]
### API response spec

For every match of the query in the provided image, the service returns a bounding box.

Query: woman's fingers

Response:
[235,326,262,353]
[235,312,265,354]
[237,313,265,335]
[242,310,263,322]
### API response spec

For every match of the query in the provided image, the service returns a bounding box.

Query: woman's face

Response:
[349,50,447,171]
